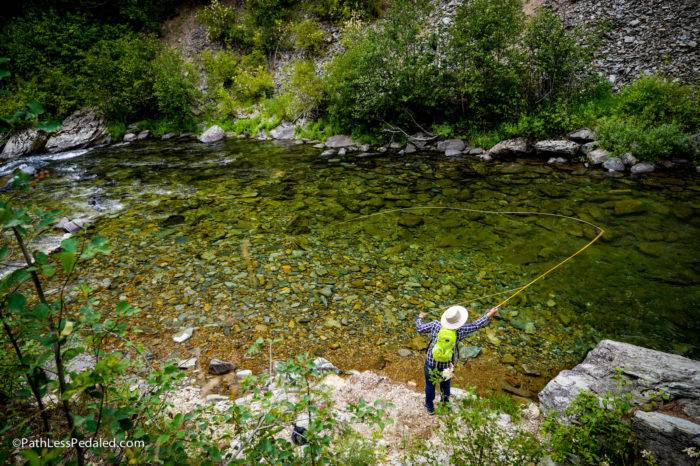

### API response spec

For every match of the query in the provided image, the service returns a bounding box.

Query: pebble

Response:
[235,369,252,380]
[172,327,194,343]
[398,348,411,357]
[177,357,197,370]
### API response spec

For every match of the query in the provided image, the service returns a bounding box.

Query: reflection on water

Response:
[8,139,700,390]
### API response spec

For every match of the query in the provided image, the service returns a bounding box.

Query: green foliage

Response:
[280,59,326,119]
[289,18,326,54]
[152,49,200,126]
[325,0,440,131]
[0,11,198,127]
[597,117,692,161]
[543,389,635,465]
[407,387,542,465]
[197,0,238,44]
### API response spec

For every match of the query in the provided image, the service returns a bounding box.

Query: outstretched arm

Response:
[416,312,437,334]
[457,306,500,339]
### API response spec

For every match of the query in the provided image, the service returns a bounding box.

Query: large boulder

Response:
[270,122,296,140]
[603,156,625,172]
[631,162,655,174]
[539,340,700,415]
[45,108,111,153]
[325,135,356,149]
[534,140,580,157]
[198,125,225,143]
[1,128,48,159]
[587,148,610,165]
[632,411,700,466]
[540,340,700,464]
[488,138,530,157]
[436,139,466,152]
[567,128,596,143]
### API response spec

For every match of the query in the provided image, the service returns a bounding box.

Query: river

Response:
[5,139,699,394]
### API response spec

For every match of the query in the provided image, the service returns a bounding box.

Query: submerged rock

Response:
[398,214,424,228]
[45,108,110,153]
[613,199,646,215]
[458,345,482,361]
[198,125,225,143]
[1,128,48,159]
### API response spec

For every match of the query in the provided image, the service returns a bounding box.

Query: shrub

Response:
[152,49,200,125]
[543,389,635,465]
[289,18,326,55]
[596,117,692,161]
[197,0,238,43]
[324,0,440,131]
[523,8,598,111]
[406,387,542,465]
[615,75,700,131]
[281,59,325,119]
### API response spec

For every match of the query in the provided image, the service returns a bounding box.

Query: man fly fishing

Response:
[416,305,500,414]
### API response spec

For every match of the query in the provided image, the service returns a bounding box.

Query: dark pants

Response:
[424,362,450,413]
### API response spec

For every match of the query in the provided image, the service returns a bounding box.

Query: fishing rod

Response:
[331,205,605,309]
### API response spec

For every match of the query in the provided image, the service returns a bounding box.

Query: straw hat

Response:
[440,305,469,330]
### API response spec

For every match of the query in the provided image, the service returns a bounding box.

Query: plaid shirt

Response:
[416,315,490,370]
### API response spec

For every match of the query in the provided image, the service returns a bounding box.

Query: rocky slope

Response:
[544,0,699,87]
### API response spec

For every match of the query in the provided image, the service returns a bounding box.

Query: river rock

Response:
[631,162,655,174]
[270,122,296,140]
[408,132,435,149]
[488,138,529,157]
[437,139,466,152]
[547,157,567,164]
[459,345,482,361]
[613,199,645,215]
[620,152,638,166]
[173,327,194,343]
[136,130,150,140]
[581,141,598,155]
[632,411,700,466]
[325,135,355,148]
[587,148,610,165]
[235,369,252,379]
[320,149,335,157]
[198,125,225,143]
[123,132,137,142]
[313,357,340,373]
[398,214,424,228]
[468,148,485,155]
[444,149,462,156]
[603,156,625,172]
[404,143,417,154]
[208,358,236,375]
[539,340,700,418]
[534,140,579,157]
[177,357,197,370]
[45,108,110,152]
[55,216,92,233]
[567,128,596,143]
[1,128,48,159]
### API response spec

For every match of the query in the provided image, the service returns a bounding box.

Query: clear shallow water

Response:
[7,140,700,389]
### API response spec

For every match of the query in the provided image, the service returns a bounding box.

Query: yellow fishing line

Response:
[333,206,605,309]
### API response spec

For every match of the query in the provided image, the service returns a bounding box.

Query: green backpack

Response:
[431,327,457,363]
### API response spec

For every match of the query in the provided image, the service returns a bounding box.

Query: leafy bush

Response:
[281,59,325,119]
[197,0,238,44]
[0,11,199,126]
[596,117,692,161]
[325,0,441,131]
[152,49,200,125]
[543,389,635,465]
[407,387,542,465]
[288,18,326,54]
